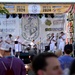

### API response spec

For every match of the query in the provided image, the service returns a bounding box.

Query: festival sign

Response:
[1,4,72,14]
[40,4,72,13]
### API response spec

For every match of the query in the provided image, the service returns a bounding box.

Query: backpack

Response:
[1,57,14,75]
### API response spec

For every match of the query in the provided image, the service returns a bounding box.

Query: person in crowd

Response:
[49,33,56,52]
[0,37,4,57]
[69,59,75,75]
[0,49,26,75]
[58,44,74,75]
[28,55,35,75]
[32,52,62,75]
[5,34,14,56]
[58,32,66,53]
[55,50,63,57]
[0,37,3,48]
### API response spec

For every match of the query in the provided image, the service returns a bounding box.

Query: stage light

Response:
[11,14,17,18]
[38,14,43,18]
[50,14,54,18]
[45,14,48,18]
[6,14,10,19]
[18,14,22,19]
[30,14,34,16]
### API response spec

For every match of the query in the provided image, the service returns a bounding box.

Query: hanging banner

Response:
[0,18,21,36]
[2,4,72,14]
[40,4,72,13]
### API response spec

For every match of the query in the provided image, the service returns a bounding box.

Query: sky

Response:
[0,0,75,3]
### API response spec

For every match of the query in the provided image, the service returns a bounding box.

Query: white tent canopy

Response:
[0,0,75,3]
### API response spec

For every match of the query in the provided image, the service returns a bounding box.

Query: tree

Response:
[0,6,9,14]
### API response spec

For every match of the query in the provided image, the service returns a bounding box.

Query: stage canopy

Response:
[0,0,75,3]
[0,4,75,14]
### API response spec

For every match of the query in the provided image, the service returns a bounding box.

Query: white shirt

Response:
[60,35,66,42]
[30,42,35,48]
[15,38,22,52]
[5,37,14,50]
[51,37,56,44]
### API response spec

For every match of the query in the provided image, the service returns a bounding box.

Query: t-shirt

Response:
[58,55,74,70]
[0,56,26,75]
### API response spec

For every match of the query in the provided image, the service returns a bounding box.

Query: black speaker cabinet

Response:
[45,46,50,51]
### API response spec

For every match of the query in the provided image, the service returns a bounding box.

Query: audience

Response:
[58,44,73,70]
[0,50,26,75]
[69,59,75,75]
[58,44,74,75]
[55,50,63,57]
[32,52,62,75]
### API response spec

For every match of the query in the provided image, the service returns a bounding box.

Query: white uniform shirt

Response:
[30,42,35,48]
[51,37,56,44]
[5,37,14,50]
[15,38,22,52]
[60,35,66,42]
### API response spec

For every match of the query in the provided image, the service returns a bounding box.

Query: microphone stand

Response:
[39,37,41,53]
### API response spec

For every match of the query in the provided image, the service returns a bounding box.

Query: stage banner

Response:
[0,17,21,36]
[0,14,66,50]
[21,14,66,42]
[2,4,71,14]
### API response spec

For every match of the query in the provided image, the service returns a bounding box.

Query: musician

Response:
[30,40,35,49]
[49,33,56,52]
[29,40,37,55]
[5,34,14,56]
[58,32,66,52]
[14,36,24,57]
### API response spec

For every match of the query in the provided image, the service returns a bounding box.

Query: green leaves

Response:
[0,6,9,14]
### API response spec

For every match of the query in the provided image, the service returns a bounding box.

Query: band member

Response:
[29,40,37,55]
[58,32,66,52]
[30,40,35,49]
[14,36,24,57]
[49,33,56,52]
[5,34,14,56]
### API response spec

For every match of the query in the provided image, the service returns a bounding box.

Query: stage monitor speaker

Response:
[45,46,50,51]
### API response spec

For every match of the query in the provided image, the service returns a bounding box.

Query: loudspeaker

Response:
[50,14,54,18]
[45,14,48,18]
[6,14,10,19]
[45,46,50,51]
[11,14,17,18]
[18,14,22,19]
